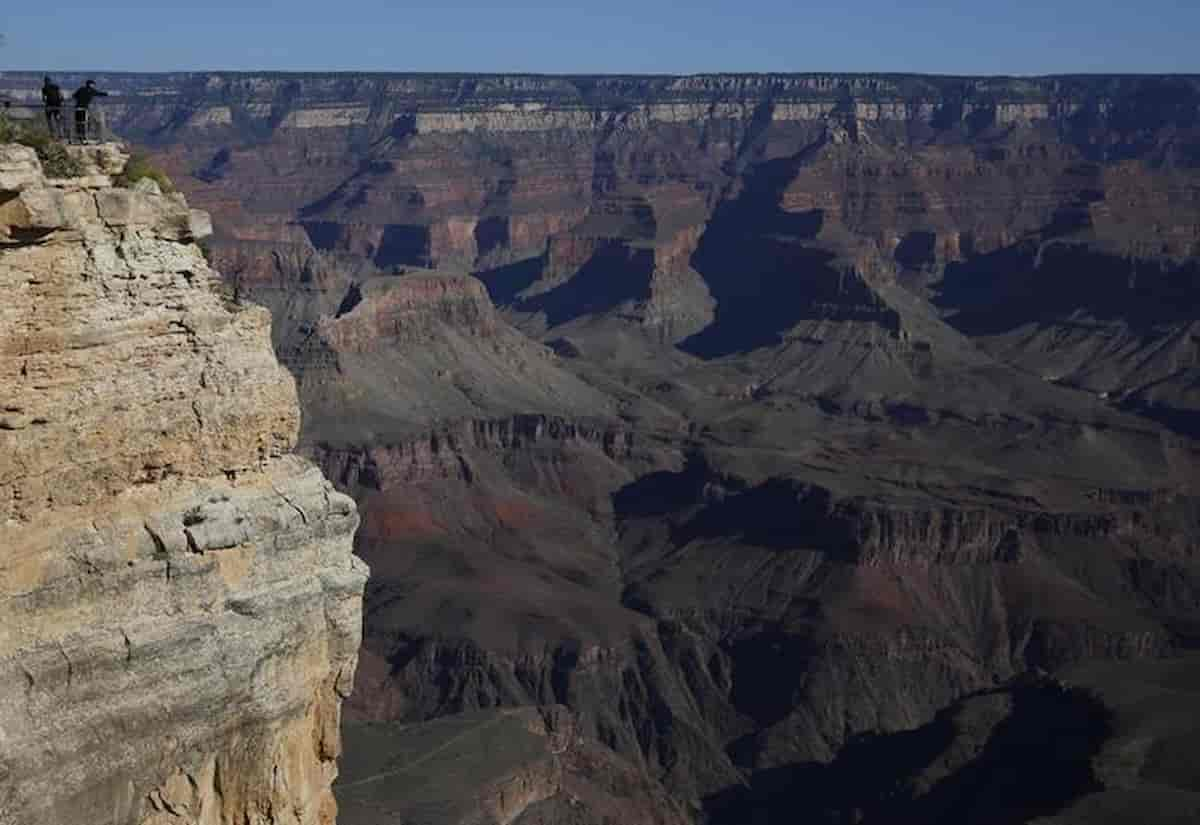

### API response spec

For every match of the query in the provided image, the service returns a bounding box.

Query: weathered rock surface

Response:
[0,143,368,825]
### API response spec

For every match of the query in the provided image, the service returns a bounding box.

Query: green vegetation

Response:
[116,152,175,193]
[0,113,83,178]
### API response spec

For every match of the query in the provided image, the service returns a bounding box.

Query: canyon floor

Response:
[4,71,1196,824]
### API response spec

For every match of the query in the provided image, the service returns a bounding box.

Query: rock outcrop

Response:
[0,143,368,825]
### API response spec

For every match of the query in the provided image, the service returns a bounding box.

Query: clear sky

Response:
[1,1,1198,75]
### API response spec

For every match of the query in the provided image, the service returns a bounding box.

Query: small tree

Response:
[116,153,176,193]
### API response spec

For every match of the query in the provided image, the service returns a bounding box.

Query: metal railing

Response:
[1,103,114,144]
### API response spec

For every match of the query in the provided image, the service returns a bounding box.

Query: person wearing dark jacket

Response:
[71,80,108,142]
[42,77,64,137]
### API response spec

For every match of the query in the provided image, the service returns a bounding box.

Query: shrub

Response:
[0,113,83,178]
[117,152,175,193]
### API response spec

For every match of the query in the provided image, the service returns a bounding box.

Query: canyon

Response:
[1,71,1199,823]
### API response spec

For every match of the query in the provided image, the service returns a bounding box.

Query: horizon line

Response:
[4,68,1200,80]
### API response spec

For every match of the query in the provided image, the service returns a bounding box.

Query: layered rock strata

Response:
[2,72,1193,823]
[3,71,1188,425]
[0,143,368,825]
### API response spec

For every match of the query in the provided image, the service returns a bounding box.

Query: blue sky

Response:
[2,1,1198,75]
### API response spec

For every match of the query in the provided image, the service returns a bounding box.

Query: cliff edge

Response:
[0,142,369,825]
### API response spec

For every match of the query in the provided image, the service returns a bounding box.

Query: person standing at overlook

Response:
[71,79,108,143]
[42,76,64,137]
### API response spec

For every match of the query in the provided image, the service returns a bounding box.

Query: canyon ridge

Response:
[2,71,1199,824]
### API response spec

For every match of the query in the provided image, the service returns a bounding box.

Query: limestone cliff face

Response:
[0,143,369,825]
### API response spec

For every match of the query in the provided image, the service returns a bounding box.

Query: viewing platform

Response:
[0,102,114,144]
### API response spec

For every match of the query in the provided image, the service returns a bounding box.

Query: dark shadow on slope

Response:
[334,282,364,319]
[890,685,1110,825]
[592,146,618,197]
[475,256,545,307]
[474,157,516,264]
[611,453,715,520]
[301,220,344,252]
[193,147,232,183]
[518,240,655,328]
[390,113,417,142]
[1117,399,1200,441]
[680,240,871,358]
[474,215,509,260]
[374,224,432,269]
[680,149,888,358]
[726,629,821,728]
[299,158,397,219]
[611,460,861,555]
[935,242,1200,337]
[709,718,957,825]
[895,231,938,270]
[673,478,855,555]
[706,680,1112,825]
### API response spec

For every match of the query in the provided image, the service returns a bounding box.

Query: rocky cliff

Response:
[0,143,368,824]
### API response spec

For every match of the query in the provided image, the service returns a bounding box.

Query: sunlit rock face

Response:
[0,143,368,825]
